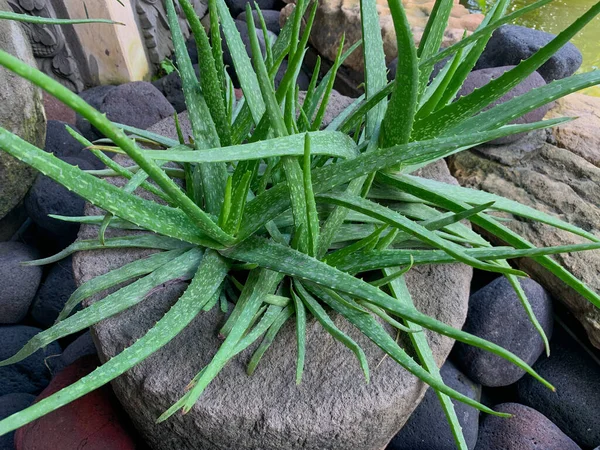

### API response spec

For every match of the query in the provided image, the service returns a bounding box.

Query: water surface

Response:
[461,0,600,96]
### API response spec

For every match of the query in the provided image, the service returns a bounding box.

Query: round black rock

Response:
[48,331,97,375]
[387,360,481,450]
[30,256,77,328]
[75,85,117,141]
[474,403,581,450]
[0,393,36,450]
[45,120,85,158]
[24,156,95,243]
[223,20,274,69]
[517,326,600,448]
[0,325,61,396]
[235,9,281,34]
[76,82,174,141]
[475,25,583,82]
[225,0,278,17]
[456,66,550,144]
[452,276,553,387]
[152,64,200,113]
[0,242,42,324]
[44,121,104,169]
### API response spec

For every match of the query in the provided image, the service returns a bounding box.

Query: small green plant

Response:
[0,0,599,448]
[161,57,177,74]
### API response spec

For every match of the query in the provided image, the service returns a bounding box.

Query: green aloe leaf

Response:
[49,215,140,230]
[390,174,600,243]
[294,281,370,381]
[387,276,468,450]
[113,123,180,148]
[179,0,231,146]
[306,283,510,417]
[420,0,555,69]
[234,304,284,354]
[317,192,525,276]
[216,0,265,123]
[378,174,600,308]
[414,0,600,138]
[417,0,453,60]
[222,236,554,390]
[333,242,600,273]
[0,49,233,246]
[305,40,363,122]
[166,0,227,215]
[290,288,307,384]
[22,235,192,266]
[239,123,561,241]
[421,0,509,113]
[0,248,203,367]
[312,35,345,131]
[381,0,418,147]
[0,250,228,437]
[302,134,320,256]
[360,0,388,136]
[448,70,600,136]
[159,269,283,420]
[246,305,295,376]
[208,0,227,95]
[144,131,358,163]
[0,130,218,246]
[246,2,288,137]
[0,10,120,25]
[57,249,188,322]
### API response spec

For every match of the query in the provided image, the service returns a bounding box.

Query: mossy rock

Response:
[0,0,46,220]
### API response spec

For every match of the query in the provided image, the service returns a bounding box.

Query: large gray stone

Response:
[449,101,600,349]
[0,0,46,220]
[72,123,472,449]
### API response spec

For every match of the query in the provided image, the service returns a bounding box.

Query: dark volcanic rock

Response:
[75,85,116,141]
[24,156,95,244]
[30,256,77,328]
[44,120,85,158]
[0,393,36,450]
[76,82,174,141]
[236,9,281,34]
[475,25,582,82]
[0,325,61,396]
[225,0,277,17]
[44,121,102,168]
[152,65,200,113]
[457,66,551,144]
[48,331,97,375]
[0,242,42,324]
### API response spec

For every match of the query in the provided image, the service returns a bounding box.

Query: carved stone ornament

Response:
[135,0,208,65]
[8,0,85,92]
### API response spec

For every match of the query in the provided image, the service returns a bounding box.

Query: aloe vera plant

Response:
[0,0,599,447]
